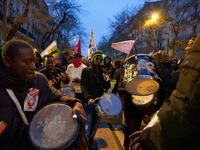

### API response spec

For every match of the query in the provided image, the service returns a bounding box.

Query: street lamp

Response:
[152,14,158,21]
[146,13,158,52]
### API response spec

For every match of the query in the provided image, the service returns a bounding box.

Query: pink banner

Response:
[111,40,136,54]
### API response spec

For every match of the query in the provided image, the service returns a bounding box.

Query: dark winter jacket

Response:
[140,54,200,150]
[0,69,79,150]
[102,55,115,79]
[39,67,70,90]
[81,66,110,101]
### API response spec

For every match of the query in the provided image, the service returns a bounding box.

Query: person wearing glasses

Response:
[81,50,110,150]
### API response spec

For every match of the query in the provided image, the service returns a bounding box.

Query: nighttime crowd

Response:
[0,33,200,150]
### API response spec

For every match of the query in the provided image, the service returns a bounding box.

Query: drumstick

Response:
[93,97,103,103]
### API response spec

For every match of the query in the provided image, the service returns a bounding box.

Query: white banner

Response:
[111,40,136,54]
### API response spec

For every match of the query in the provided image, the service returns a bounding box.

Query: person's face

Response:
[93,56,102,66]
[35,53,41,65]
[105,57,110,65]
[44,57,54,71]
[5,47,36,81]
[63,53,69,60]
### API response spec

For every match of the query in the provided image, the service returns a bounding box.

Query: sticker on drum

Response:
[124,54,160,96]
[98,93,122,117]
[60,87,75,98]
[29,103,80,150]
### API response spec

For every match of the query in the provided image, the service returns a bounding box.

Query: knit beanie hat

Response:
[92,50,103,60]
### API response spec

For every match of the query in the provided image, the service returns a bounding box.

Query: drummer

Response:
[81,50,110,150]
[0,40,87,150]
[39,54,70,90]
[66,52,87,103]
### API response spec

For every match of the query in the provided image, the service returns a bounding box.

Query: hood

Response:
[103,55,112,66]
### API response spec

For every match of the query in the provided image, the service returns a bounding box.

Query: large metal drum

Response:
[29,103,80,150]
[124,54,159,96]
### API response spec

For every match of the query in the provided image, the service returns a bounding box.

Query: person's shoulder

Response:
[55,62,62,68]
[67,63,74,69]
[54,67,63,73]
[35,71,48,80]
[81,63,87,68]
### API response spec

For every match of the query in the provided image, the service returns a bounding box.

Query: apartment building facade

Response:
[0,0,51,51]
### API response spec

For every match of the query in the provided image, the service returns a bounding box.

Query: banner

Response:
[41,41,60,64]
[75,36,81,54]
[87,27,97,59]
[111,40,136,54]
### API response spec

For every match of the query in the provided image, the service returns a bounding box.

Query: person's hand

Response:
[88,99,95,106]
[0,121,7,135]
[72,102,88,126]
[59,72,68,81]
[88,97,103,106]
[129,130,143,150]
[129,128,151,150]
[72,77,81,83]
[103,73,111,82]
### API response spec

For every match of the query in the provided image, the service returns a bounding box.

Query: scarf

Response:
[71,57,82,68]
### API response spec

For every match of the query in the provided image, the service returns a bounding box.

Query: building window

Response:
[194,4,199,18]
[193,25,197,35]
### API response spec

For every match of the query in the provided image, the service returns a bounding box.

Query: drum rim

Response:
[125,53,152,62]
[29,102,81,150]
[98,93,122,116]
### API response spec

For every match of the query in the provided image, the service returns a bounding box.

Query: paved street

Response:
[95,122,125,150]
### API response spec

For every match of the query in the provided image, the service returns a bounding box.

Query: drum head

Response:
[132,94,154,105]
[99,93,122,116]
[125,78,159,96]
[60,87,75,98]
[29,103,80,150]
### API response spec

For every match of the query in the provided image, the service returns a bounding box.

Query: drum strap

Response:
[6,89,29,126]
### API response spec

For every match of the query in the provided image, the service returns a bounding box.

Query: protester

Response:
[66,52,87,103]
[129,33,200,150]
[34,49,44,71]
[102,55,115,79]
[39,54,70,90]
[0,40,87,150]
[153,51,179,99]
[112,60,124,130]
[117,72,143,150]
[81,50,110,150]
[55,51,69,72]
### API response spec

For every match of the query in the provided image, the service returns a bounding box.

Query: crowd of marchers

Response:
[0,34,200,150]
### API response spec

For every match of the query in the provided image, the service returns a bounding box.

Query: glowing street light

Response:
[152,14,158,21]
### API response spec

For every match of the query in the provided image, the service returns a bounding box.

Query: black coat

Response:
[0,70,78,150]
[81,66,110,101]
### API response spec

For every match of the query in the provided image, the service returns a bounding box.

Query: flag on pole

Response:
[111,40,136,54]
[75,36,81,54]
[87,27,97,59]
[41,41,60,64]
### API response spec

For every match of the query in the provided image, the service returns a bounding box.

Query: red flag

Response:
[111,40,136,54]
[75,36,81,54]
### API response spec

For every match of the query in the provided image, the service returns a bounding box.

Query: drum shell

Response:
[124,54,160,96]
[132,93,158,115]
[96,93,122,120]
[29,102,81,150]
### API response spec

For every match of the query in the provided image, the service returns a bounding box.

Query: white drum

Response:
[96,93,122,119]
[60,87,75,98]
